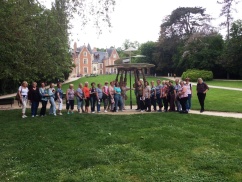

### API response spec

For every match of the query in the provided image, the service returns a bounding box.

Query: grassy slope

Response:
[0,110,242,181]
[61,75,242,113]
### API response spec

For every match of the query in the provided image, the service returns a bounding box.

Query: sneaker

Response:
[67,112,70,114]
[54,114,56,116]
[24,115,27,118]
[22,115,25,118]
[104,110,107,113]
[98,111,101,113]
[140,110,144,112]
[58,113,63,115]
[35,115,39,117]
[32,115,34,117]
[92,111,95,113]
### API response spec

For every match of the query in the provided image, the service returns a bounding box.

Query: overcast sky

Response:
[42,0,242,49]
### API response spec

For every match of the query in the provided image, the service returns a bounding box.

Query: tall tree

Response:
[217,0,241,40]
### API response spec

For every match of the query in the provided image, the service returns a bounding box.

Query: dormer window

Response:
[83,51,87,56]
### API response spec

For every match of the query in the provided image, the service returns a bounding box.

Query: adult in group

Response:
[66,84,75,114]
[161,81,169,112]
[109,81,115,111]
[96,83,103,113]
[185,78,192,112]
[76,83,84,113]
[196,78,209,113]
[18,81,29,118]
[150,81,156,111]
[178,81,188,114]
[90,82,97,113]
[137,80,145,112]
[155,79,163,112]
[102,81,109,112]
[174,78,181,112]
[48,83,56,116]
[114,82,123,112]
[56,82,64,115]
[28,82,40,117]
[168,81,176,112]
[121,82,130,110]
[83,82,90,113]
[143,81,151,112]
[39,82,49,117]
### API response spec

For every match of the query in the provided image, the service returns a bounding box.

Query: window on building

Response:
[83,51,87,56]
[94,67,96,71]
[84,67,88,74]
[99,64,103,69]
[113,54,116,58]
[83,58,88,64]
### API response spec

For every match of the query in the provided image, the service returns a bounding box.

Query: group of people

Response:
[17,80,131,118]
[134,77,208,114]
[17,77,208,118]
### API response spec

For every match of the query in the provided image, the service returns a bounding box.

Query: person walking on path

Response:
[18,81,29,118]
[28,82,40,117]
[196,78,209,113]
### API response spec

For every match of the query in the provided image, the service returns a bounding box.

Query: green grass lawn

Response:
[0,110,242,181]
[191,86,242,113]
[204,80,242,88]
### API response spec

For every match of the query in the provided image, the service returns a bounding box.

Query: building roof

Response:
[93,51,108,63]
[87,43,92,54]
[106,48,115,57]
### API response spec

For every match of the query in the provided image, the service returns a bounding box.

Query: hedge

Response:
[181,69,213,82]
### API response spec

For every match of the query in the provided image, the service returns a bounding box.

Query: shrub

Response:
[181,69,213,82]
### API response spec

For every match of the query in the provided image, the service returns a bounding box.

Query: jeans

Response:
[90,96,96,112]
[186,94,192,110]
[77,97,83,111]
[40,100,47,116]
[114,94,123,111]
[31,101,39,116]
[49,97,56,115]
[97,99,101,112]
[197,93,206,111]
